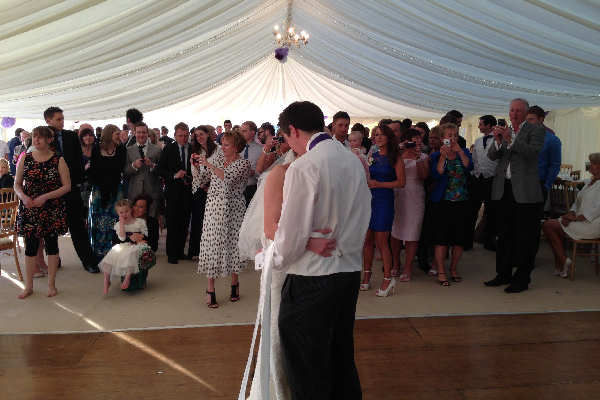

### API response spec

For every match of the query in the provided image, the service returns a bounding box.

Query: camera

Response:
[405,141,416,149]
[497,119,507,127]
[270,135,285,152]
[443,138,451,147]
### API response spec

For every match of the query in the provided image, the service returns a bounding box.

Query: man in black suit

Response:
[158,122,193,264]
[44,107,99,273]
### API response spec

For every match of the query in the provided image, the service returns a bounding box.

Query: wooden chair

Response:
[571,170,581,181]
[0,188,21,254]
[0,197,22,281]
[566,238,600,281]
[549,180,568,217]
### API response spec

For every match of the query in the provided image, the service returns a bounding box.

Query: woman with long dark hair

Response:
[87,124,127,260]
[188,125,221,259]
[361,124,406,297]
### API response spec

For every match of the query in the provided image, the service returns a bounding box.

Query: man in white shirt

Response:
[273,101,371,399]
[330,110,351,148]
[467,115,499,251]
[238,121,262,206]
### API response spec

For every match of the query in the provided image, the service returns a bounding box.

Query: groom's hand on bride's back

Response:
[307,228,337,257]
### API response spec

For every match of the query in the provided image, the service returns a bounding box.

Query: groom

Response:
[272,101,371,399]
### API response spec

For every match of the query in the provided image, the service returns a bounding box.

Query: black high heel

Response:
[206,290,218,308]
[230,283,240,302]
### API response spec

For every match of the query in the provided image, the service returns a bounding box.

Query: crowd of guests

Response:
[6,98,599,301]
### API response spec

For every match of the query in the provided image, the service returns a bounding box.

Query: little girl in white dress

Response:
[101,199,155,294]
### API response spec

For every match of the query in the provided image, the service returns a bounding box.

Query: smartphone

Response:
[497,119,506,127]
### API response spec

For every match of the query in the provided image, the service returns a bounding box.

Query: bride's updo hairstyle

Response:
[278,101,325,135]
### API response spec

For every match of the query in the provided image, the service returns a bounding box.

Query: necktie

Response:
[180,145,186,170]
[482,134,492,149]
[138,145,145,159]
[55,131,63,155]
[243,144,249,159]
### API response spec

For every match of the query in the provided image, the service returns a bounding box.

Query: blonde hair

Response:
[114,199,131,211]
[348,131,363,142]
[590,153,600,164]
[439,123,458,137]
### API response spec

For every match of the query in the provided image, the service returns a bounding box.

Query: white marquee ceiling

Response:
[0,0,599,120]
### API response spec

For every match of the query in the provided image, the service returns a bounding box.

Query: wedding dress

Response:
[238,150,295,400]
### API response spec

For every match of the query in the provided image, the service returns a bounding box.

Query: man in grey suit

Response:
[484,98,546,293]
[124,122,162,217]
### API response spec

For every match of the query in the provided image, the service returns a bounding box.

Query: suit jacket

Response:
[124,143,162,214]
[488,122,546,204]
[56,129,84,188]
[157,142,192,199]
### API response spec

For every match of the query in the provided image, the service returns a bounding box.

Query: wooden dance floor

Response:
[2,312,600,399]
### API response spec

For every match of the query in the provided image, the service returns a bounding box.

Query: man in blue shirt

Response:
[526,106,561,200]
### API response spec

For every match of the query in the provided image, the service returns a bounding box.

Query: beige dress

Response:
[561,179,600,240]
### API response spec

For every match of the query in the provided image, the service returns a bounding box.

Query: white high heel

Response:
[376,277,396,297]
[560,258,572,278]
[360,270,372,291]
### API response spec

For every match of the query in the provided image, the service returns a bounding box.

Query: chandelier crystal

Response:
[272,0,308,48]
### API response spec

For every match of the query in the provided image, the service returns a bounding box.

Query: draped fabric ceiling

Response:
[1,0,599,123]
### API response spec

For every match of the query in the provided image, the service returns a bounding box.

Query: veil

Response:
[238,150,296,260]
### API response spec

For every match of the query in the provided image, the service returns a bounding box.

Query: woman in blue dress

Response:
[362,124,406,297]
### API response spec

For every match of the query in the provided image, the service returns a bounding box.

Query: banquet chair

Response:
[0,188,21,253]
[560,164,573,177]
[0,196,22,281]
[549,181,568,217]
[563,181,579,210]
[566,238,600,281]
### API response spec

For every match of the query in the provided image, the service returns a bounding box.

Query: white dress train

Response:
[238,150,295,400]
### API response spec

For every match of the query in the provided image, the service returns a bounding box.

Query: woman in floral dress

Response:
[195,131,250,308]
[14,126,71,299]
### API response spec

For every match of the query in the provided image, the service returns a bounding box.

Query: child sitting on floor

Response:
[100,199,156,295]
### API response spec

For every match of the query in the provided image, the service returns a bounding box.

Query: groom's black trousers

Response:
[278,271,362,400]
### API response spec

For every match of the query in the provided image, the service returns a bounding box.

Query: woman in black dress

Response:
[187,125,218,259]
[14,126,71,299]
[87,124,127,260]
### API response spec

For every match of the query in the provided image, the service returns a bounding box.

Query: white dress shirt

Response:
[495,122,523,179]
[471,135,498,178]
[239,141,262,186]
[272,132,372,276]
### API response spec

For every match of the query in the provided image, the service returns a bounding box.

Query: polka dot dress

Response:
[197,157,251,278]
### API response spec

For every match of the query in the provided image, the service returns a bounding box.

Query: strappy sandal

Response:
[450,273,462,283]
[206,290,219,308]
[360,270,372,291]
[230,283,240,302]
[438,272,450,287]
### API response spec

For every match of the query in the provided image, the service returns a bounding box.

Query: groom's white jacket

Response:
[272,132,371,276]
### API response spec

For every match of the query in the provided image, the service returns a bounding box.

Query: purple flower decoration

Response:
[274,47,289,63]
[1,117,16,129]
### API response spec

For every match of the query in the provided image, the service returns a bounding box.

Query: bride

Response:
[238,147,335,400]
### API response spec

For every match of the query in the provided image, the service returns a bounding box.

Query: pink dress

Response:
[391,153,427,241]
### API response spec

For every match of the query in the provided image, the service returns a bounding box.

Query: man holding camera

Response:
[484,98,546,293]
[124,122,162,217]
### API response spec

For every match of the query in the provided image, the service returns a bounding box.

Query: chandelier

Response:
[272,0,308,48]
[273,24,309,47]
